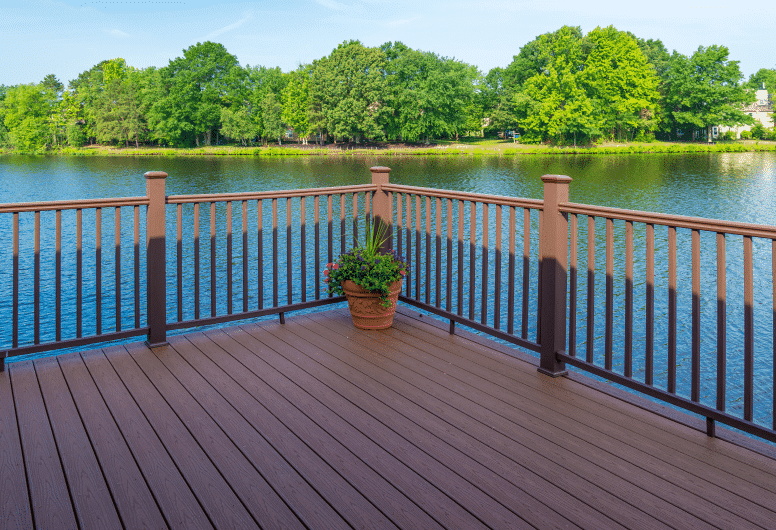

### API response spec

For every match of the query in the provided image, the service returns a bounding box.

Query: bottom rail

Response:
[398,296,542,355]
[2,327,150,368]
[167,296,345,332]
[556,351,776,444]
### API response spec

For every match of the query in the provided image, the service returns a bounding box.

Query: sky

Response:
[2,0,775,87]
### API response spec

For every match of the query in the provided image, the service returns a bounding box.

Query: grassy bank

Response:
[2,140,776,157]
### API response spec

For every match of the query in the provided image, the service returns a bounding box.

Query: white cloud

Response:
[108,29,129,38]
[205,12,252,40]
[385,15,420,28]
[313,0,348,10]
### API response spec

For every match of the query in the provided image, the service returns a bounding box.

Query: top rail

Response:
[382,183,545,210]
[0,196,149,213]
[561,202,776,239]
[167,184,379,204]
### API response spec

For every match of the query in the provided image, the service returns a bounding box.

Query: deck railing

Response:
[2,167,775,444]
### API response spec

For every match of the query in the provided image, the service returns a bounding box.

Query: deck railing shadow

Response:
[2,167,775,444]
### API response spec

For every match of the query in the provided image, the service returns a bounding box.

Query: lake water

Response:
[2,152,776,430]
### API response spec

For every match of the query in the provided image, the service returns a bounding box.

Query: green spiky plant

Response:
[324,220,408,307]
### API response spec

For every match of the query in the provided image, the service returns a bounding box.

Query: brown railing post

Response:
[145,171,168,347]
[370,166,393,253]
[538,175,571,377]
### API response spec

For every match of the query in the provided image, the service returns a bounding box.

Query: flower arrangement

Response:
[324,221,408,307]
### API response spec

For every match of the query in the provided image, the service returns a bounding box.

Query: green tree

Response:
[663,45,754,142]
[246,65,287,142]
[95,68,147,147]
[1,84,49,150]
[220,106,256,145]
[382,42,477,142]
[580,27,660,141]
[309,40,388,143]
[150,42,244,146]
[495,26,585,139]
[518,26,596,144]
[0,85,10,146]
[281,66,310,143]
[40,74,66,146]
[747,68,776,93]
[260,92,284,145]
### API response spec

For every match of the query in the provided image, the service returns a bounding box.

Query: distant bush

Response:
[720,130,737,141]
[740,130,753,140]
[751,123,766,140]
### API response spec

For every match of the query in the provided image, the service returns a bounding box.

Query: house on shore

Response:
[717,88,773,139]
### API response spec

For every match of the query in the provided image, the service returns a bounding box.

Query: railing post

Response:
[145,171,168,347]
[370,166,393,253]
[538,174,572,377]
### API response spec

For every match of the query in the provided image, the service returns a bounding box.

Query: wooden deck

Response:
[2,307,776,530]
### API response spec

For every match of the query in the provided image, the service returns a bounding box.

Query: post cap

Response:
[144,171,168,179]
[541,174,572,184]
[370,166,391,173]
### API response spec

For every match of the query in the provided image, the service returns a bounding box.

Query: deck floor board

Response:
[3,307,776,530]
[344,311,774,528]
[387,309,776,493]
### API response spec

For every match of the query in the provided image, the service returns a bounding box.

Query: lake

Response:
[2,152,776,429]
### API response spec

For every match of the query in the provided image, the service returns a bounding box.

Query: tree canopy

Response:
[0,29,766,151]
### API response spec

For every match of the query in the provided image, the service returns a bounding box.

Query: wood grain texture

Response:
[33,355,122,529]
[0,367,33,530]
[4,310,776,530]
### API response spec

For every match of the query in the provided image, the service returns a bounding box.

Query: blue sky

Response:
[2,0,775,87]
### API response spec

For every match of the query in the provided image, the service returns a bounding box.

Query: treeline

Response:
[0,26,773,151]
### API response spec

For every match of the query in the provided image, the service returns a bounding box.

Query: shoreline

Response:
[2,140,775,157]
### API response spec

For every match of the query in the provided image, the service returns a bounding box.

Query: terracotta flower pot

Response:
[341,279,403,330]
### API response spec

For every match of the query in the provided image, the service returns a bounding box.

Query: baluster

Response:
[76,209,82,338]
[508,206,516,336]
[56,210,62,342]
[446,198,453,314]
[744,235,754,421]
[568,214,577,356]
[646,223,654,385]
[273,198,279,307]
[301,197,307,303]
[469,201,477,321]
[177,204,183,322]
[495,205,502,330]
[692,229,701,402]
[95,208,101,336]
[522,208,531,340]
[134,206,139,329]
[586,216,595,363]
[243,200,249,312]
[625,220,633,376]
[194,203,200,319]
[668,226,677,393]
[115,207,121,331]
[227,201,233,314]
[481,203,489,326]
[210,202,216,317]
[717,232,726,411]
[258,200,264,309]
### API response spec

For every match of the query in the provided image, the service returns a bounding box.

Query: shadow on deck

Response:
[2,306,776,529]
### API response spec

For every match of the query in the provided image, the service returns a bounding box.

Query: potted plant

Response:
[324,221,408,329]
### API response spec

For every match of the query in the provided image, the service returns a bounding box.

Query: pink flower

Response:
[326,262,334,268]
[323,269,329,276]
[399,270,406,276]
[324,277,330,283]
[332,263,339,270]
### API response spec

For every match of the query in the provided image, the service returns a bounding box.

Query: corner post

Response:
[538,174,572,377]
[370,166,393,254]
[145,171,168,348]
